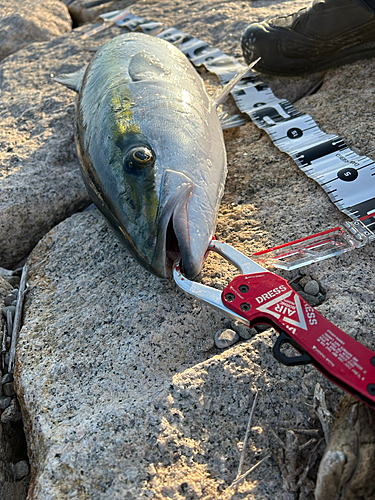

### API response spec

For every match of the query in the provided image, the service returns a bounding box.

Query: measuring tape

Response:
[85,11,375,268]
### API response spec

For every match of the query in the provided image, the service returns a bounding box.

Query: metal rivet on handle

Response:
[240,302,251,312]
[225,293,235,302]
[239,284,249,293]
[367,384,375,396]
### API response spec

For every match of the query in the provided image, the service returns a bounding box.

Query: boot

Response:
[241,0,375,75]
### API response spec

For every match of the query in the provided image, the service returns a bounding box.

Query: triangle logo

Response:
[256,291,307,331]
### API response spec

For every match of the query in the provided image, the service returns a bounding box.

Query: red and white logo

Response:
[256,291,307,330]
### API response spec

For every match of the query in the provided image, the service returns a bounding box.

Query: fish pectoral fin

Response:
[213,57,261,107]
[53,66,87,92]
[129,51,168,81]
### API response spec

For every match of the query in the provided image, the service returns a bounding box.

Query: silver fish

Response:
[56,32,252,278]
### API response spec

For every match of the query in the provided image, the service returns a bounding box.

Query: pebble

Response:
[0,396,11,411]
[255,323,270,332]
[231,320,257,340]
[13,460,29,481]
[299,275,312,288]
[2,305,16,318]
[1,398,22,423]
[298,291,320,307]
[304,280,320,296]
[5,276,20,287]
[3,382,15,397]
[214,328,239,349]
[11,289,19,297]
[4,294,17,306]
[2,373,13,384]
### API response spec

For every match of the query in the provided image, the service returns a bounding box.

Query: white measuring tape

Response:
[85,11,375,268]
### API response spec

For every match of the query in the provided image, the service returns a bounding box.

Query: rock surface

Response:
[2,0,375,498]
[0,23,126,268]
[0,0,71,61]
[17,210,331,499]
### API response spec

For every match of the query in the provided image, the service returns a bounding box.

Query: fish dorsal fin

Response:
[213,57,260,107]
[129,51,170,81]
[53,66,87,93]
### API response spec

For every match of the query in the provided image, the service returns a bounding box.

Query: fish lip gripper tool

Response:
[173,239,375,409]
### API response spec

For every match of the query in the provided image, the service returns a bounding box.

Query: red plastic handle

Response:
[222,271,375,408]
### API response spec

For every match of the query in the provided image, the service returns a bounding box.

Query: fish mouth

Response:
[165,216,182,275]
[152,171,200,278]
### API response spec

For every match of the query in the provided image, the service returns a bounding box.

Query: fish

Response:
[55,32,253,279]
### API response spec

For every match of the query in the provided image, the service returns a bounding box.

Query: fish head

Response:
[101,130,218,279]
[59,33,256,279]
[113,132,201,279]
[78,121,222,279]
[75,33,226,279]
[113,132,163,273]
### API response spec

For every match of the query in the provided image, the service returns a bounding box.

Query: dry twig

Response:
[272,428,324,500]
[226,389,270,490]
[1,324,6,372]
[230,454,271,488]
[295,438,324,490]
[8,264,29,373]
[6,308,13,342]
[236,389,261,477]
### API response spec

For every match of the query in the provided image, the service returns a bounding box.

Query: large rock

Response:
[16,210,331,499]
[0,0,72,61]
[0,24,125,268]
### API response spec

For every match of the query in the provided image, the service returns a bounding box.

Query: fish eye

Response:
[123,146,155,171]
